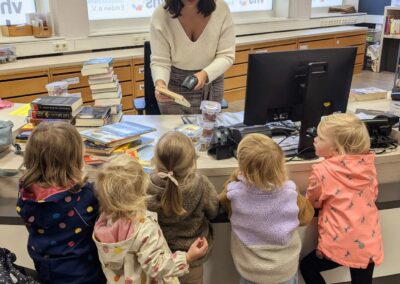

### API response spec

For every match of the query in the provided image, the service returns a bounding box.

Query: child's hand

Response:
[186,237,208,263]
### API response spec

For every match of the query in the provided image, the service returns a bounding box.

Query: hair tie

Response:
[157,171,179,187]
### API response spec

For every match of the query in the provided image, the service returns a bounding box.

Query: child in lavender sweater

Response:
[219,133,314,284]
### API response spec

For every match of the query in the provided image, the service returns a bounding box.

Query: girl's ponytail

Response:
[160,174,186,216]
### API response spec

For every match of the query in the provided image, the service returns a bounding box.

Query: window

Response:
[0,0,37,25]
[87,0,273,21]
[312,0,343,8]
[86,0,274,34]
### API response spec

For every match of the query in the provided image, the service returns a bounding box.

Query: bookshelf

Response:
[378,6,400,72]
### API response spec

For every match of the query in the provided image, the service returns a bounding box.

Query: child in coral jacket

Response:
[16,122,105,284]
[219,133,314,284]
[300,113,384,284]
[93,155,208,284]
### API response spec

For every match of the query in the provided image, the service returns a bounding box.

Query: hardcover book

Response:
[91,86,122,100]
[80,121,156,147]
[81,67,113,77]
[29,108,81,119]
[82,57,113,69]
[30,96,83,112]
[75,106,111,127]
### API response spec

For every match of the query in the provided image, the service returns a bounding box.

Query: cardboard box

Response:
[1,25,33,37]
[32,25,52,38]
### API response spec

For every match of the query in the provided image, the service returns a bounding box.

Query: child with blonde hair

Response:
[219,133,314,284]
[147,131,219,284]
[93,154,208,284]
[16,122,105,284]
[300,113,383,284]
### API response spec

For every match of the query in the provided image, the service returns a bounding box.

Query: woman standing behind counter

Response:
[150,0,235,114]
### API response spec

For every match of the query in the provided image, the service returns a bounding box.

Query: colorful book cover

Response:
[80,121,156,146]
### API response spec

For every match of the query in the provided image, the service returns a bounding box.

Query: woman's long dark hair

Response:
[164,0,216,18]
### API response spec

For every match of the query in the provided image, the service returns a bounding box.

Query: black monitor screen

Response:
[243,48,357,126]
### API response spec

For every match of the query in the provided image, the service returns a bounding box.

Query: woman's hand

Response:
[193,70,209,90]
[186,237,208,263]
[155,80,173,102]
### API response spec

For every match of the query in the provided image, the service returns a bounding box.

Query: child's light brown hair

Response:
[152,131,197,216]
[21,122,85,189]
[237,133,287,191]
[317,113,370,155]
[96,155,148,221]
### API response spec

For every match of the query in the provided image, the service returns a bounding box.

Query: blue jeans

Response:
[240,271,298,284]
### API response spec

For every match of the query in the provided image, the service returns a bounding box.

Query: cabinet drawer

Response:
[134,65,145,81]
[253,43,297,53]
[120,81,133,96]
[73,87,92,102]
[134,81,145,97]
[224,87,246,102]
[335,34,366,47]
[354,64,363,74]
[355,54,364,65]
[0,76,48,98]
[52,72,87,89]
[8,93,44,104]
[235,50,250,64]
[224,75,247,90]
[225,63,247,78]
[114,66,132,82]
[298,38,336,50]
[355,44,365,55]
[121,95,133,110]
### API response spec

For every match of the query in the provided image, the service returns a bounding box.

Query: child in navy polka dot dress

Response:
[16,122,106,284]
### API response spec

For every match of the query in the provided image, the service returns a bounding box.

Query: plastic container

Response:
[200,100,221,122]
[46,81,68,96]
[176,124,202,144]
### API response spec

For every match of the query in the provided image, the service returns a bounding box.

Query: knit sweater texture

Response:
[149,0,235,86]
[147,172,219,267]
[227,176,302,284]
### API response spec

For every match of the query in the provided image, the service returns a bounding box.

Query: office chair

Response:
[133,41,228,115]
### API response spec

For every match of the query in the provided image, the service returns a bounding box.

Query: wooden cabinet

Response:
[0,70,48,102]
[0,28,367,111]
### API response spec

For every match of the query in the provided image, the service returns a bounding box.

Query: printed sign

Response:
[312,0,343,8]
[0,0,36,25]
[87,0,273,20]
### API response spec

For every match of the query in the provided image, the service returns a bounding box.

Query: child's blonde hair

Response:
[237,133,287,191]
[317,113,370,155]
[21,122,85,189]
[96,155,148,221]
[152,131,196,216]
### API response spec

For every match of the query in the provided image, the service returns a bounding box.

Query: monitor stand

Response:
[297,62,330,160]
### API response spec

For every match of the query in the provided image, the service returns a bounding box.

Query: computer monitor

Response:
[243,47,357,158]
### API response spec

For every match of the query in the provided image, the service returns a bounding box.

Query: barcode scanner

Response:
[181,75,198,90]
[306,127,317,138]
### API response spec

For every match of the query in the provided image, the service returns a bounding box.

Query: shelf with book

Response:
[378,6,400,72]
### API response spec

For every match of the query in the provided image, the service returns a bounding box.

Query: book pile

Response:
[28,95,83,125]
[349,87,388,101]
[15,123,35,144]
[80,120,156,158]
[81,57,123,123]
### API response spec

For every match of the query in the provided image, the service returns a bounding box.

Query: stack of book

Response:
[75,105,112,127]
[28,95,83,125]
[81,57,123,122]
[80,120,156,157]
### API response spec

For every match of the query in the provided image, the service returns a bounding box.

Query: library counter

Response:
[1,111,400,283]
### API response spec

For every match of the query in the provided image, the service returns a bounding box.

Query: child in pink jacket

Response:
[300,113,383,284]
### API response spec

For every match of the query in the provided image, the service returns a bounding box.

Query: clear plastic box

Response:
[176,124,202,144]
[200,100,221,122]
[46,81,68,96]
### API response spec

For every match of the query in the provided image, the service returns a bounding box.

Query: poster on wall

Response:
[86,0,273,20]
[312,0,343,8]
[0,0,36,25]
